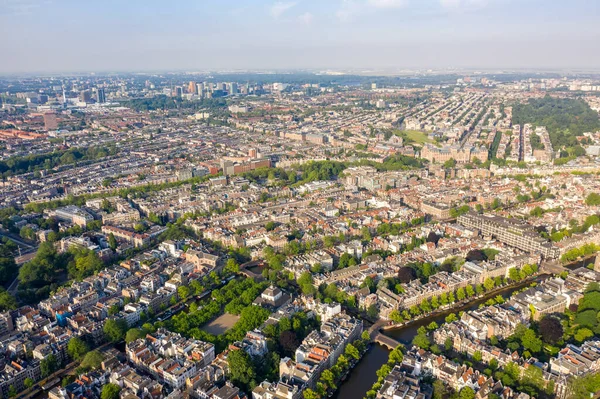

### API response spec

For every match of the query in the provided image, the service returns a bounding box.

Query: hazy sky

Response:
[1,0,599,73]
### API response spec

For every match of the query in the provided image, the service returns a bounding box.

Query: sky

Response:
[1,0,599,74]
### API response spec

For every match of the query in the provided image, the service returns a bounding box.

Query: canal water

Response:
[332,275,550,399]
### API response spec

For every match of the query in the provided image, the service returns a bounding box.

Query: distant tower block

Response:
[248,148,258,158]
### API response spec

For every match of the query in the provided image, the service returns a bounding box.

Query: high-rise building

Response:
[44,113,58,131]
[229,83,238,95]
[188,81,197,94]
[79,90,92,103]
[95,88,106,103]
[173,86,183,98]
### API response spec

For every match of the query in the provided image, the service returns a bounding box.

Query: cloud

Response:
[440,0,489,10]
[367,0,408,8]
[298,12,314,25]
[270,1,297,19]
[336,0,407,21]
[0,0,50,16]
[335,0,362,21]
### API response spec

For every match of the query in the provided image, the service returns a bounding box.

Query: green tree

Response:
[103,319,128,342]
[108,233,117,251]
[24,377,34,389]
[321,369,336,389]
[177,285,190,300]
[574,327,594,343]
[459,387,475,399]
[125,328,145,343]
[412,331,430,350]
[101,383,121,399]
[521,329,542,353]
[0,289,17,311]
[225,258,240,274]
[227,349,256,391]
[444,158,457,169]
[433,380,448,399]
[483,277,495,291]
[303,389,320,399]
[80,350,104,370]
[465,285,475,298]
[345,343,360,360]
[41,354,60,378]
[585,192,600,206]
[67,337,89,361]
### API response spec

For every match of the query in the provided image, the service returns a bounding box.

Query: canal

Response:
[332,274,550,399]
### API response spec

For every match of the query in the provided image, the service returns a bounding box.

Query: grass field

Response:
[394,129,433,144]
[202,313,240,335]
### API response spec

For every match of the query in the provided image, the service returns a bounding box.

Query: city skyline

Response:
[1,0,599,73]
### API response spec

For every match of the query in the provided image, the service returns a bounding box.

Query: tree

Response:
[126,328,145,343]
[489,358,499,371]
[80,350,104,370]
[465,285,475,298]
[367,304,379,319]
[362,276,376,293]
[7,386,17,398]
[0,289,17,311]
[345,343,360,360]
[24,377,34,389]
[433,380,449,399]
[224,258,240,274]
[483,277,495,291]
[389,347,404,364]
[321,369,336,389]
[443,158,457,169]
[361,226,372,242]
[397,267,417,283]
[177,285,191,300]
[509,267,521,281]
[412,331,430,350]
[279,330,300,356]
[108,233,117,251]
[103,319,128,342]
[67,337,89,361]
[456,287,466,301]
[539,316,563,345]
[69,249,104,280]
[458,387,475,399]
[303,389,320,399]
[466,249,486,262]
[101,383,121,399]
[567,373,600,399]
[472,350,482,362]
[298,272,316,296]
[41,354,60,377]
[227,349,256,390]
[521,329,542,353]
[574,327,594,343]
[585,192,600,206]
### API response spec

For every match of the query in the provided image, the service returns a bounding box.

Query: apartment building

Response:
[458,212,559,259]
